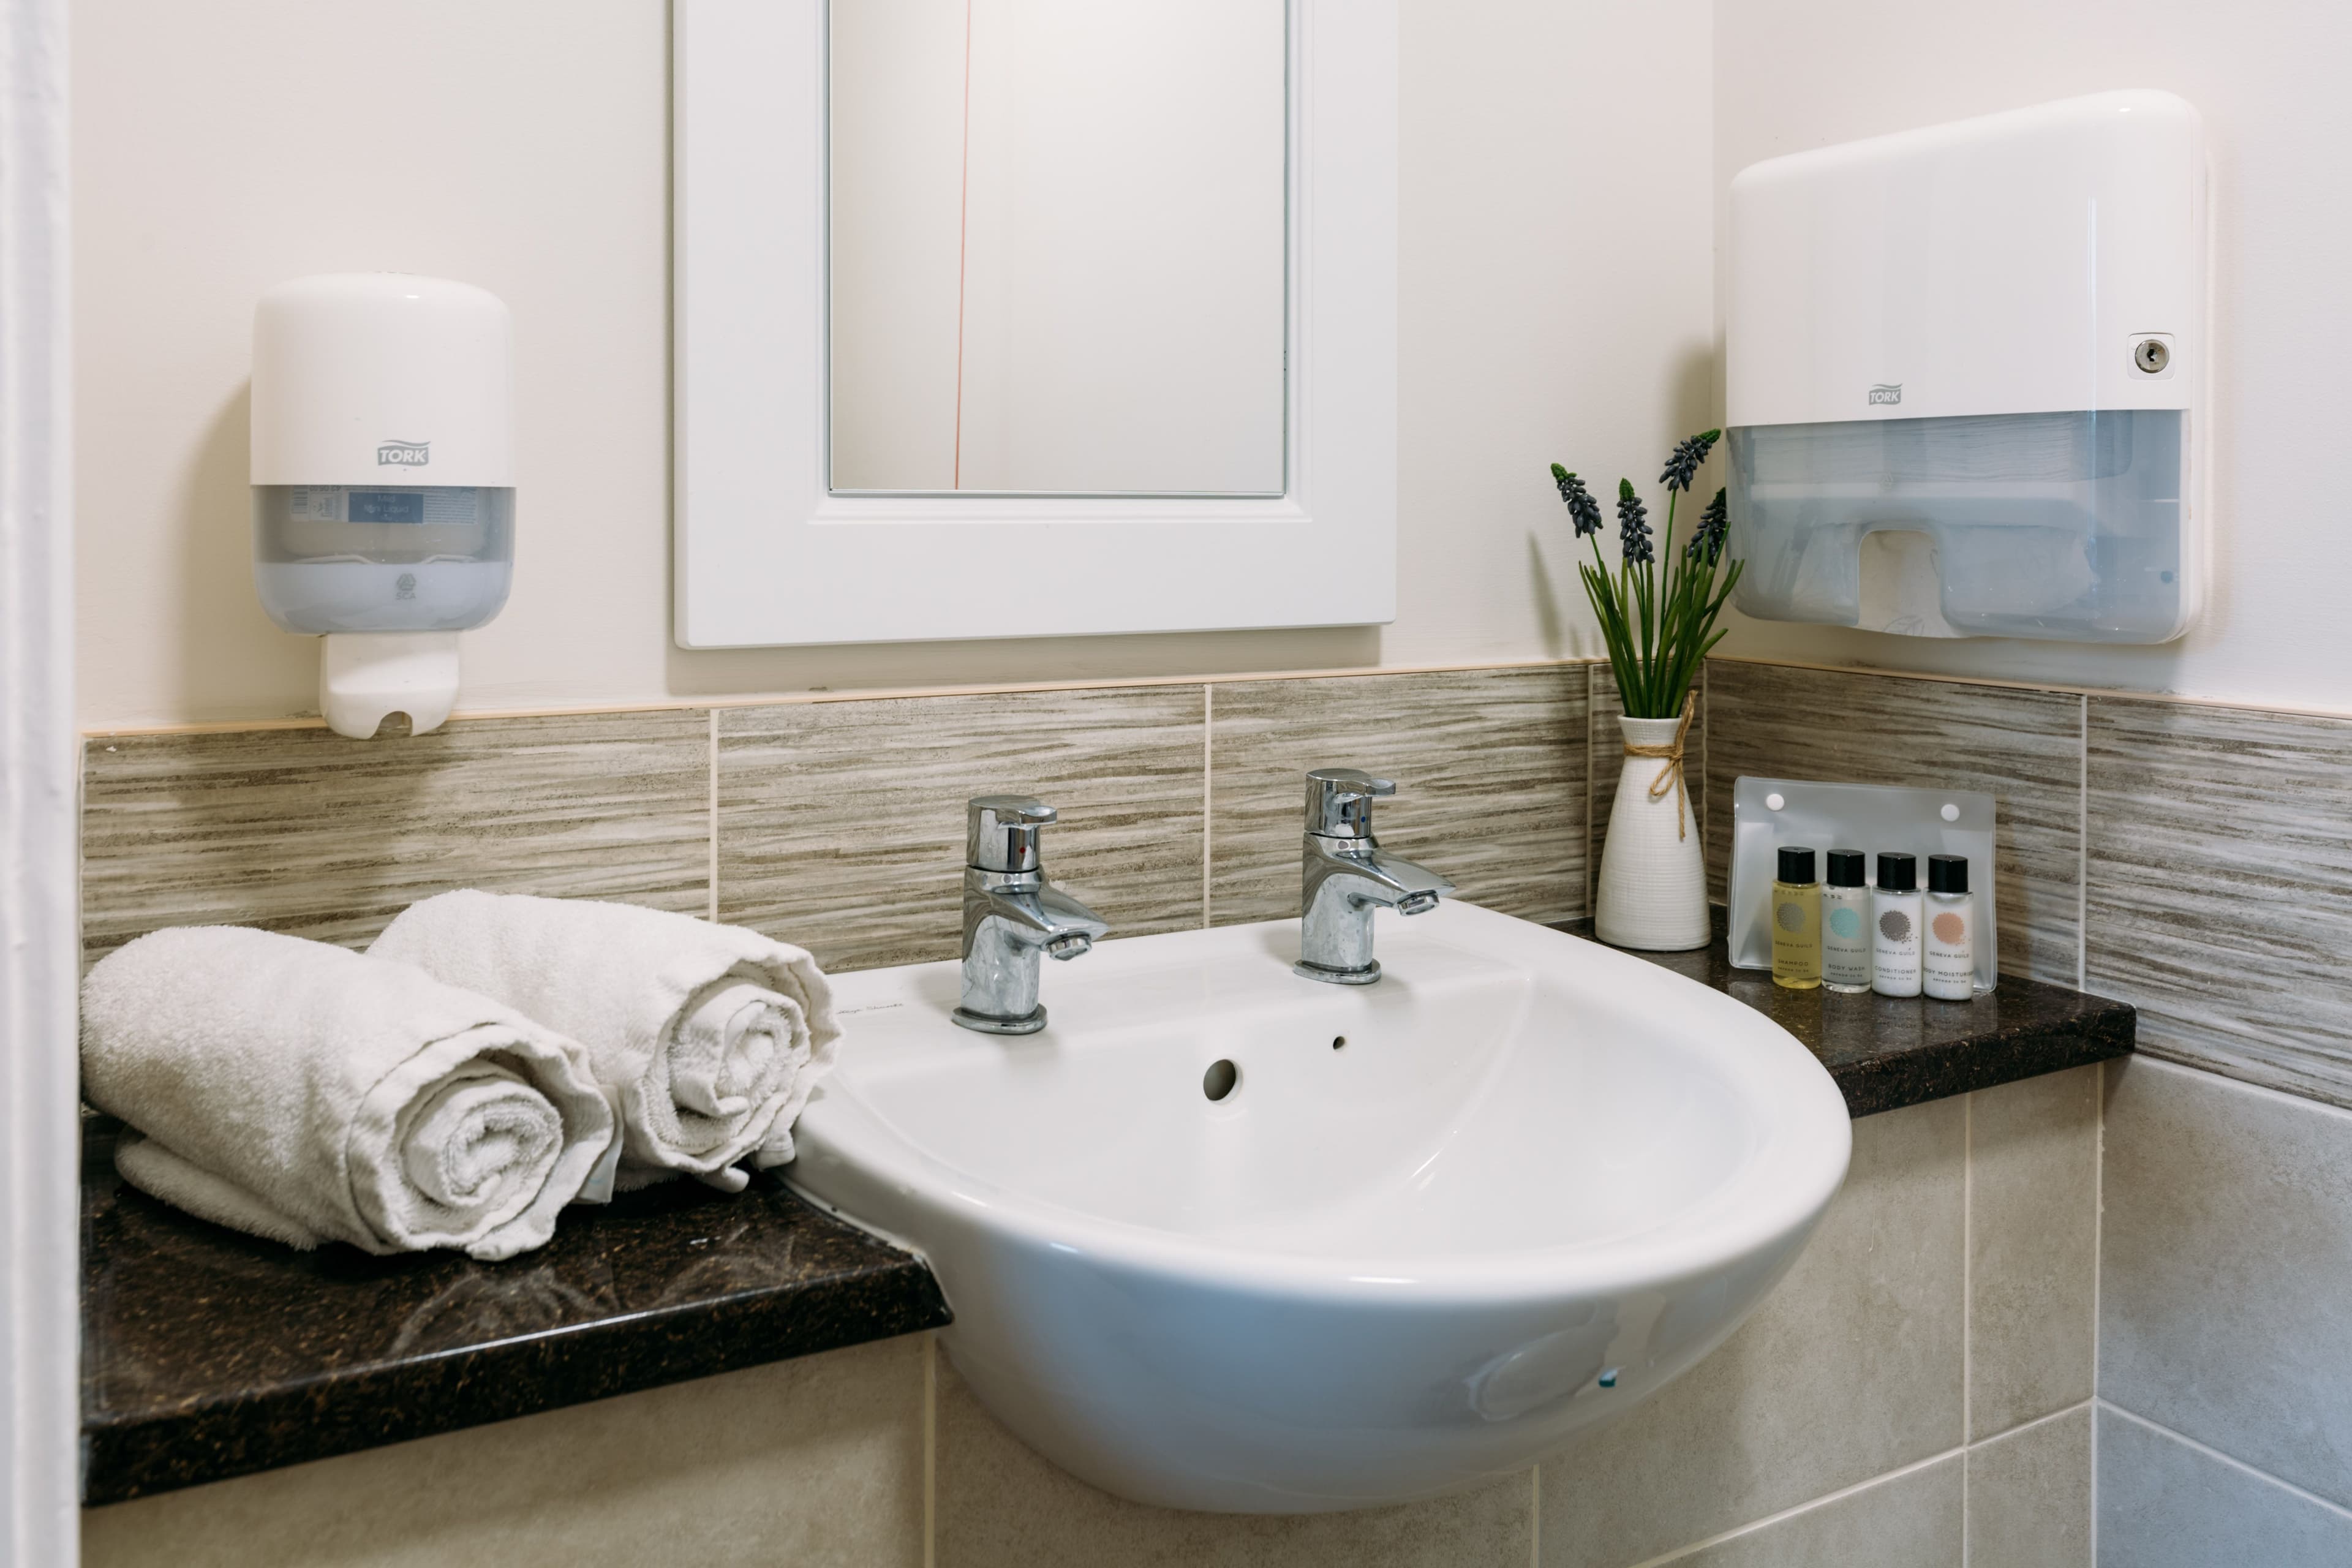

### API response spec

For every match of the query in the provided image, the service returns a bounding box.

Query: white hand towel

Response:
[369,891,841,1192]
[80,927,617,1261]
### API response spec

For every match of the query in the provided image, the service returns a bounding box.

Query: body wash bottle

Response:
[1871,851,1923,998]
[1820,848,1873,993]
[1771,846,1822,990]
[1924,853,1975,1000]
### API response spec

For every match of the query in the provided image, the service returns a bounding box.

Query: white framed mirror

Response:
[674,0,1396,649]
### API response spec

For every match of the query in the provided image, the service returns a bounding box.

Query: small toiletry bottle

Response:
[1871,851,1923,998]
[1771,846,1822,990]
[1820,849,1873,993]
[1924,854,1975,1000]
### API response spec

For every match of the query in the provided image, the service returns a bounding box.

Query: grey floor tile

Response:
[2097,1406,2352,1568]
[1968,1405,2092,1568]
[717,686,1205,973]
[2085,696,2352,1107]
[1539,1097,1966,1568]
[1969,1067,2098,1438]
[2099,1058,2352,1510]
[80,711,711,961]
[1703,661,2082,984]
[1668,1455,1961,1568]
[1208,666,1586,929]
[1589,662,1706,909]
[932,1358,1532,1568]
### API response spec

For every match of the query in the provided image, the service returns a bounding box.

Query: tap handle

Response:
[968,795,1057,872]
[1305,767,1396,839]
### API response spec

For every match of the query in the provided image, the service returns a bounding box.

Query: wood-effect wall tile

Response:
[80,712,711,962]
[2085,697,2352,1108]
[1703,661,2083,985]
[1207,668,1586,928]
[717,687,1204,973]
[1588,662,1706,910]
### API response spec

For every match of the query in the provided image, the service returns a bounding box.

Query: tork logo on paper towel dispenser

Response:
[377,439,431,466]
[1866,384,1902,407]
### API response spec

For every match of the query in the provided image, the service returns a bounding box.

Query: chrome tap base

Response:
[952,1003,1049,1035]
[1292,959,1381,986]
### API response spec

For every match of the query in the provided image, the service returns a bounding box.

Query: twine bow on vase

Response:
[1621,693,1695,842]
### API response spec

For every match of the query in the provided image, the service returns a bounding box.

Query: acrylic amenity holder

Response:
[1726,777,1999,993]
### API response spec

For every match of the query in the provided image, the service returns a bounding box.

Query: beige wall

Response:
[1710,0,2352,713]
[72,0,1716,728]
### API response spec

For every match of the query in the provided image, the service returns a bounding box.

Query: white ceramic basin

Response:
[788,900,1851,1513]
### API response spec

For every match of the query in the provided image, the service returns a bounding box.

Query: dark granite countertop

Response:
[83,916,2129,1507]
[1551,913,2135,1116]
[79,1114,949,1507]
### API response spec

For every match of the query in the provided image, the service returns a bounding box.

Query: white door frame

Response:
[0,0,80,1559]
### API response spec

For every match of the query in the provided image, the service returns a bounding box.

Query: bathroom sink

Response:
[787,900,1850,1513]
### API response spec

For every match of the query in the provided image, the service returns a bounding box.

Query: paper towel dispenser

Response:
[1725,91,2207,643]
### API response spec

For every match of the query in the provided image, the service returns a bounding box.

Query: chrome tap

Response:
[1294,768,1456,985]
[953,795,1111,1035]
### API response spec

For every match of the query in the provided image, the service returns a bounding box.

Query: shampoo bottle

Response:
[1924,854,1975,1000]
[1820,848,1873,993]
[1771,846,1822,990]
[1871,851,1923,998]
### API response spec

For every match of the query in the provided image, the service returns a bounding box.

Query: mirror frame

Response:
[673,0,1397,649]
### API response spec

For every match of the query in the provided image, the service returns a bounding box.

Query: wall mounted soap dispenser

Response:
[251,274,515,738]
[1725,90,2207,643]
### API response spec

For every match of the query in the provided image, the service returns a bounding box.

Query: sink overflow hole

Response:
[1203,1059,1240,1101]
[1331,1035,1347,1050]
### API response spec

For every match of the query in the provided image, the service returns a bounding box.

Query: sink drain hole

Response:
[1202,1059,1240,1101]
[1331,1035,1347,1050]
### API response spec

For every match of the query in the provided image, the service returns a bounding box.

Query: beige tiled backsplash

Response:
[78,656,2352,1116]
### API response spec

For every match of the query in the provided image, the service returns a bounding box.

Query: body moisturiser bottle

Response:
[1772,846,1822,990]
[1924,853,1975,1000]
[1821,848,1873,993]
[1872,851,1923,998]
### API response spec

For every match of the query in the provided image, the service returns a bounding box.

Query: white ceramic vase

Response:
[1594,713,1711,951]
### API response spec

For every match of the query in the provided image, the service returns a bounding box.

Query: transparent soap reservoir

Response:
[253,484,513,635]
[1727,410,2188,643]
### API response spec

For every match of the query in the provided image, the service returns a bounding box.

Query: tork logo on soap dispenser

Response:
[377,439,431,466]
[1866,383,1902,406]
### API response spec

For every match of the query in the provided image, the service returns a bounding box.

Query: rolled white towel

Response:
[81,927,617,1261]
[371,891,840,1193]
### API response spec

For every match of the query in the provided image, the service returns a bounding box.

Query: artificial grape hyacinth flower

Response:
[1616,480,1653,565]
[1659,429,1722,493]
[1551,466,1604,538]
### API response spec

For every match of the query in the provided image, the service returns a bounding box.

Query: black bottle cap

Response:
[1929,854,1969,894]
[1777,845,1817,884]
[1877,851,1917,892]
[1826,848,1868,888]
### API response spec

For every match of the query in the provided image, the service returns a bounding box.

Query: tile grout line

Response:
[1626,1443,1969,1568]
[1962,1088,1974,1563]
[2077,694,2089,992]
[922,1334,938,1568]
[2090,1057,2105,1562]
[2095,1399,2352,1523]
[1202,684,1214,929]
[706,708,719,922]
[80,655,1612,737]
[1706,650,2352,723]
[1969,1395,2097,1452]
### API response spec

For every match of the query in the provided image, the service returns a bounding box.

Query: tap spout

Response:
[1296,836,1457,983]
[955,868,1110,1033]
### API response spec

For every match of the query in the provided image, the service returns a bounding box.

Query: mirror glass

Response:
[829,1,1287,496]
